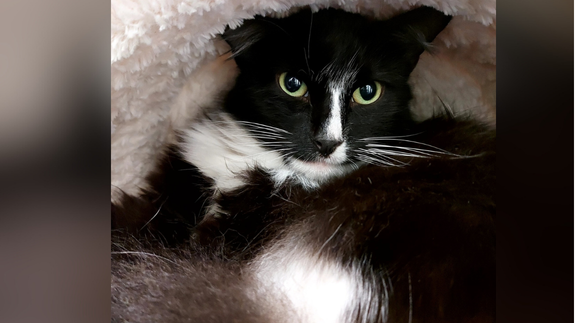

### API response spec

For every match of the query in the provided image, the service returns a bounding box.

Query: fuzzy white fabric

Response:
[111,0,496,199]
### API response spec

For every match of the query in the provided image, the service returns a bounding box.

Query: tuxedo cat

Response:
[184,7,451,192]
[112,6,495,323]
[112,6,454,237]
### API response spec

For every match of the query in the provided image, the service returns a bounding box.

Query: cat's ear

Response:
[385,6,452,73]
[221,17,278,67]
[222,19,266,57]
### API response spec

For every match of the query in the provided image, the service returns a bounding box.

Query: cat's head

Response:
[222,7,451,186]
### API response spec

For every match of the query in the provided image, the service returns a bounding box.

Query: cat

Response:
[112,6,495,323]
[184,6,451,192]
[112,6,454,238]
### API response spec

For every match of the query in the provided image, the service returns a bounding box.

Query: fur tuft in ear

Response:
[385,6,452,74]
[222,19,267,59]
[222,15,301,69]
[390,6,452,47]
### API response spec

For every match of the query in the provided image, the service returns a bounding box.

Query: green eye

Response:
[352,81,383,105]
[279,72,308,97]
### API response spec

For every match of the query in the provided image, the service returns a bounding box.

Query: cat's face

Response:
[222,7,451,186]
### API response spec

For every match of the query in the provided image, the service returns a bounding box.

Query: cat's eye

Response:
[352,81,383,105]
[279,72,308,97]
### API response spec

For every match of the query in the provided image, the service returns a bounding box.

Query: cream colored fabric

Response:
[111,0,496,199]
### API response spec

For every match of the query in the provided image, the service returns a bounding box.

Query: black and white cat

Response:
[182,7,451,191]
[112,6,495,323]
[112,6,455,236]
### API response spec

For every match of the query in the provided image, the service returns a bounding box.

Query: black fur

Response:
[111,147,212,245]
[112,7,494,323]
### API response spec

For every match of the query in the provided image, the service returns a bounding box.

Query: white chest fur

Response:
[182,112,287,192]
[182,112,352,193]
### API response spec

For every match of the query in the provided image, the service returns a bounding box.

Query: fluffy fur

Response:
[111,5,495,322]
[111,0,496,199]
[112,117,495,323]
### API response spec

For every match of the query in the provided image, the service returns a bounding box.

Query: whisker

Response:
[140,197,168,230]
[363,138,455,154]
[215,120,292,134]
[359,133,422,141]
[230,141,293,146]
[209,127,287,137]
[348,159,360,171]
[206,124,286,136]
[366,144,463,158]
[357,153,404,167]
[364,150,409,166]
[222,135,287,141]
[358,149,411,166]
[364,144,437,156]
[360,147,435,159]
[241,128,288,136]
[356,155,390,167]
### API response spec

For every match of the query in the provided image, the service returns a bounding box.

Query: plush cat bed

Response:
[111,0,496,199]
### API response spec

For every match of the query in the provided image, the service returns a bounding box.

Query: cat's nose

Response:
[314,138,343,157]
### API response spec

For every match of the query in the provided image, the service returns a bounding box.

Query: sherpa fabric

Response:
[111,0,496,200]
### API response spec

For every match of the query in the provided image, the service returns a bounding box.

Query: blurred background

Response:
[0,0,571,322]
[0,0,109,322]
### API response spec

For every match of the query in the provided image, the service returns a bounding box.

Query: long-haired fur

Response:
[112,116,495,323]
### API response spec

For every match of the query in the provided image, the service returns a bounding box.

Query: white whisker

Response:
[140,198,168,230]
[214,120,292,134]
[360,147,434,159]
[359,133,421,141]
[358,149,410,167]
[229,131,286,137]
[357,154,403,167]
[363,138,455,155]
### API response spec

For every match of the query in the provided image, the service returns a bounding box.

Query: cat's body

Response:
[112,7,495,323]
[112,117,495,323]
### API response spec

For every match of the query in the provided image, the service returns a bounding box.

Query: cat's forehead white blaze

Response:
[325,84,344,141]
[318,58,360,142]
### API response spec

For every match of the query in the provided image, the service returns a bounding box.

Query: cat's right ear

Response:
[221,18,271,66]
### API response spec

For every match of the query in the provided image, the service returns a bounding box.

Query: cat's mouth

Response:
[285,143,352,183]
[289,142,348,168]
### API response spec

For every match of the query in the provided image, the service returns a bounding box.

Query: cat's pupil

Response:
[359,83,376,100]
[284,74,302,92]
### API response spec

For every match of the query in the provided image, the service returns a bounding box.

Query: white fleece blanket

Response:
[111,0,496,199]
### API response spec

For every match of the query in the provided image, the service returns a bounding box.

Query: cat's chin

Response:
[270,157,354,190]
[290,159,345,175]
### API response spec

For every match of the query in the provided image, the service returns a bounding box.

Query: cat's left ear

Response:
[385,6,452,72]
